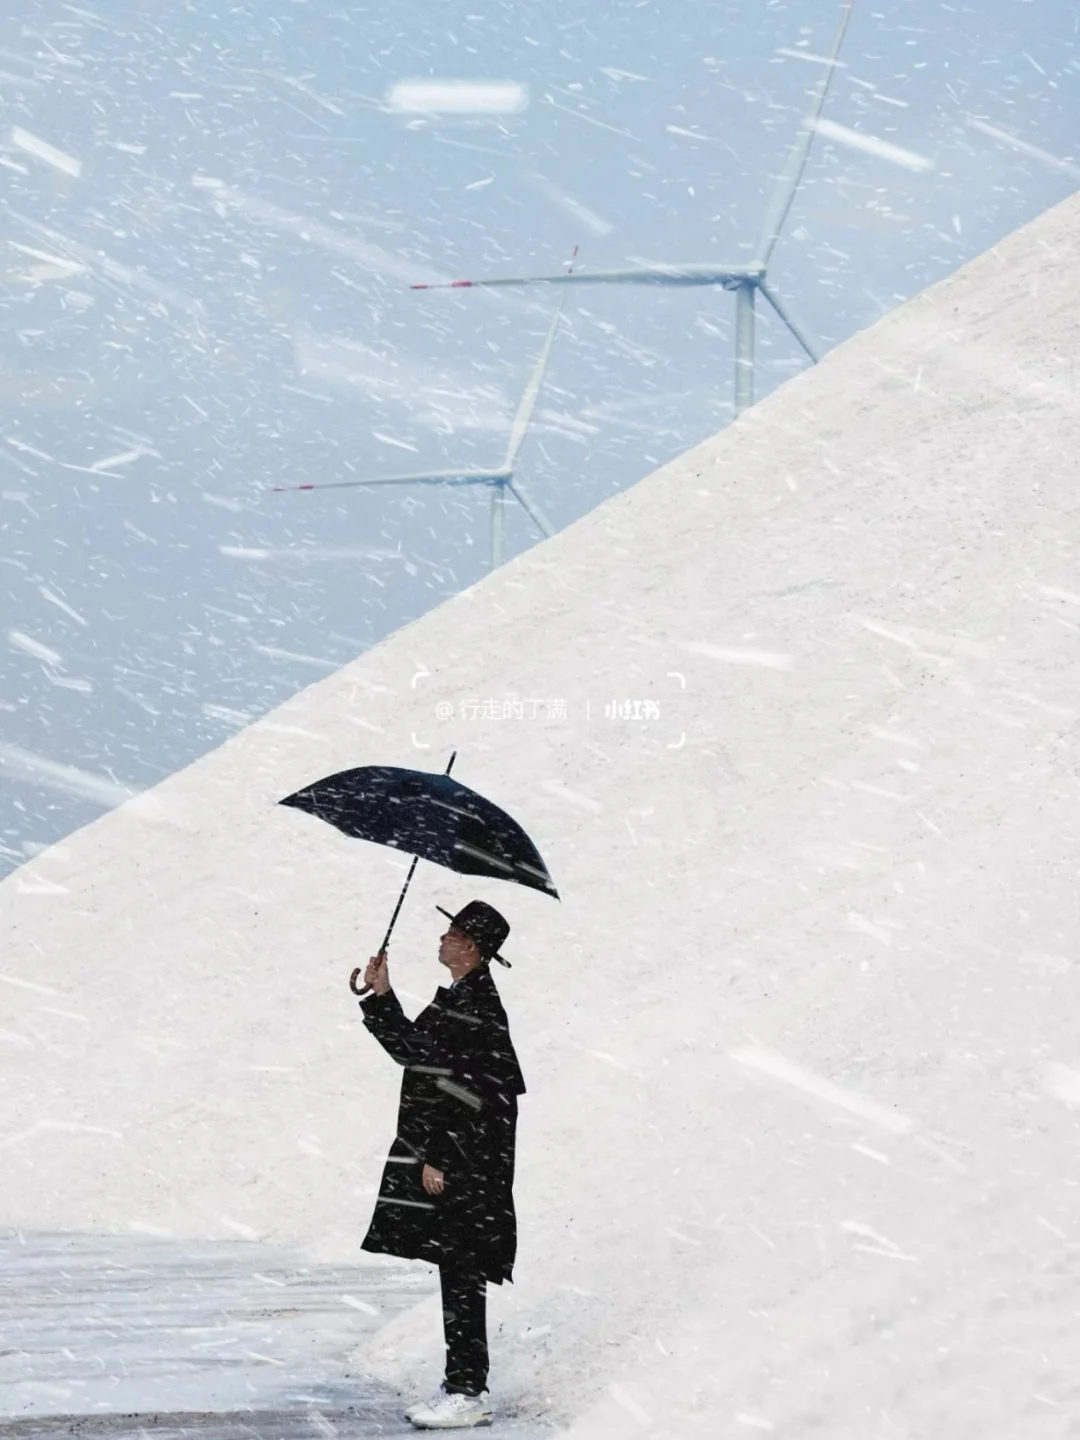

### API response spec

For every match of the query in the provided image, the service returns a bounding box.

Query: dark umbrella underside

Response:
[279,765,558,898]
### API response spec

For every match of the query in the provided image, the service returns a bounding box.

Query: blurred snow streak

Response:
[0,741,137,807]
[731,1045,916,1134]
[812,117,934,172]
[385,80,529,114]
[9,126,81,178]
[965,117,1080,181]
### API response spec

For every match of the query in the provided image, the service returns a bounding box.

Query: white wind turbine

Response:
[411,1,854,418]
[274,284,570,570]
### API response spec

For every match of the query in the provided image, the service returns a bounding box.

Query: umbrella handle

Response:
[349,946,389,997]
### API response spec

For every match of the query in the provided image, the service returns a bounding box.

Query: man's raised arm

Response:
[358,951,442,1069]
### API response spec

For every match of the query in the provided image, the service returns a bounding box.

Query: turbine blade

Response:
[506,476,555,539]
[753,0,855,269]
[271,469,496,492]
[412,273,575,290]
[411,265,745,290]
[758,280,820,362]
[503,300,564,471]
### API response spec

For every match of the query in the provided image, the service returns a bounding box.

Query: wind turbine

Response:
[274,287,570,571]
[411,0,854,417]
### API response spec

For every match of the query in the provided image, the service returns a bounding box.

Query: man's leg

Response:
[438,1264,489,1397]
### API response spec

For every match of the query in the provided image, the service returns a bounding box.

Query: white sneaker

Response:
[409,1388,494,1429]
[406,1384,451,1422]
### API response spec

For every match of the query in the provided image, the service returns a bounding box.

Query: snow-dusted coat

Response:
[358,964,525,1284]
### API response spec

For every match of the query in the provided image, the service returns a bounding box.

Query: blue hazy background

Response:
[1,0,1077,874]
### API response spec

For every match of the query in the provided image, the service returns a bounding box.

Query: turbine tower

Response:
[274,296,567,571]
[411,0,854,417]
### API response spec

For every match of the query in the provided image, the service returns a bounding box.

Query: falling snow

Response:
[1,1,1079,1435]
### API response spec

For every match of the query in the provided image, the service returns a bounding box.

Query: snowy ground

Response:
[0,1232,552,1437]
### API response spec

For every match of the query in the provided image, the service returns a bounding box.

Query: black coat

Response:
[358,964,525,1285]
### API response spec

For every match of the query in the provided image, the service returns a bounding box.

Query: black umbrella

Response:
[279,751,558,995]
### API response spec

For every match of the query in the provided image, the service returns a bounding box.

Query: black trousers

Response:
[439,1264,489,1396]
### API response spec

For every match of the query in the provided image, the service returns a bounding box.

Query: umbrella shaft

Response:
[381,853,420,950]
[367,751,458,980]
[354,853,419,998]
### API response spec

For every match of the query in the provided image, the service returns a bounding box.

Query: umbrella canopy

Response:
[279,763,558,898]
[280,754,558,996]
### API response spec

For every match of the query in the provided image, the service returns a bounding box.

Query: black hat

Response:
[436,900,511,969]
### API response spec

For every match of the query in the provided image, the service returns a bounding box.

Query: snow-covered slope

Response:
[4,189,1080,1437]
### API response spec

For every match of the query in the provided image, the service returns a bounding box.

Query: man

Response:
[358,899,525,1431]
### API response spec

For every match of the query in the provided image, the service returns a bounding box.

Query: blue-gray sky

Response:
[1,0,1077,875]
